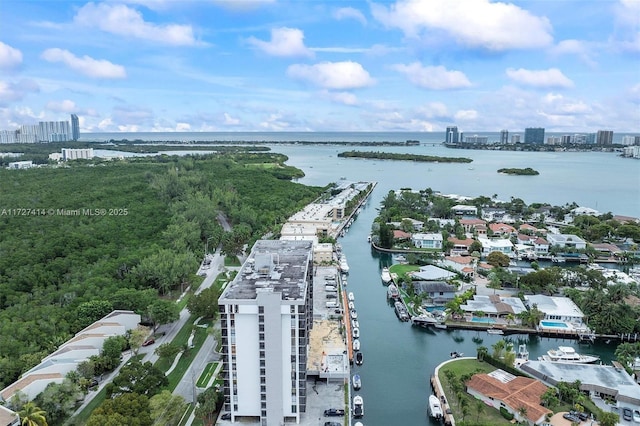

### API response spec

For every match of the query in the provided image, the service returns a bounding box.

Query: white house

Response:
[524,295,586,325]
[478,237,513,257]
[451,204,478,216]
[441,256,475,278]
[546,234,587,250]
[411,233,443,249]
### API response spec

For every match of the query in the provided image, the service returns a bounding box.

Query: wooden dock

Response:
[342,289,353,364]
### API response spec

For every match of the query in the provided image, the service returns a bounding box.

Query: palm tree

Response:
[517,405,528,423]
[18,402,48,426]
[492,339,506,359]
[475,398,485,422]
[476,345,489,362]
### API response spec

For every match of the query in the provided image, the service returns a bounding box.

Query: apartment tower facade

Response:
[218,240,314,425]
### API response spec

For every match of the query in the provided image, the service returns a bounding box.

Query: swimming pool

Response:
[540,320,568,328]
[471,317,496,324]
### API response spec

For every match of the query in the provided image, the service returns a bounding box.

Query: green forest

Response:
[0,152,324,388]
[337,150,473,163]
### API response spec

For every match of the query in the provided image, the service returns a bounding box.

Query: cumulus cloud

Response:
[223,112,241,125]
[506,68,574,89]
[550,39,597,66]
[371,0,553,51]
[46,99,77,113]
[74,2,198,46]
[392,63,471,90]
[334,7,367,25]
[322,90,359,105]
[613,0,640,52]
[287,61,375,90]
[247,27,313,58]
[41,48,126,79]
[0,79,40,105]
[455,109,478,120]
[0,42,23,69]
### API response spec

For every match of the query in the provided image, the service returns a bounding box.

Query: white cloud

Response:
[542,93,591,114]
[0,42,23,69]
[211,0,276,12]
[334,7,367,25]
[322,91,359,105]
[506,68,574,89]
[46,99,77,113]
[415,102,449,118]
[260,113,291,131]
[74,2,198,46]
[41,48,126,79]
[287,61,375,90]
[550,40,597,66]
[223,112,241,125]
[247,27,313,58]
[176,122,191,131]
[613,0,640,52]
[454,109,478,120]
[392,63,471,90]
[371,0,553,51]
[0,79,40,104]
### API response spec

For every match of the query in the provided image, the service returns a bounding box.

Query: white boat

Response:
[428,394,443,419]
[352,319,359,329]
[353,338,360,351]
[355,352,363,365]
[340,256,350,273]
[411,314,438,327]
[350,310,358,320]
[348,301,355,310]
[353,395,364,418]
[380,267,392,284]
[352,327,360,338]
[352,374,361,390]
[394,301,410,322]
[348,292,355,301]
[538,346,599,364]
[487,328,504,335]
[387,283,399,299]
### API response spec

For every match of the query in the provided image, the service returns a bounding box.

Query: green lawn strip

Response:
[388,263,420,277]
[224,256,241,267]
[166,326,209,391]
[438,358,511,425]
[196,362,218,388]
[71,386,108,425]
[155,315,197,373]
[178,403,195,426]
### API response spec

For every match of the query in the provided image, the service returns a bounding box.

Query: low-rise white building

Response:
[546,233,587,250]
[478,237,513,257]
[524,295,585,325]
[411,232,443,249]
[7,161,34,169]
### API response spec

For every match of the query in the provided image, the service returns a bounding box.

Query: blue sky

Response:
[1,0,639,133]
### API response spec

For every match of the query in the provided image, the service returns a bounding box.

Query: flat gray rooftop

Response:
[220,240,313,301]
[521,360,640,404]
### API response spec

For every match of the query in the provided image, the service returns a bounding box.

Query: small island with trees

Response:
[337,150,473,163]
[497,167,540,175]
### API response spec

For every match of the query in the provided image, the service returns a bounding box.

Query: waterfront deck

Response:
[342,289,354,365]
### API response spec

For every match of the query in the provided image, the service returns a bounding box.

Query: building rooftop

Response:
[219,240,313,301]
[524,295,584,318]
[0,404,18,425]
[461,295,527,315]
[411,265,457,281]
[520,361,640,405]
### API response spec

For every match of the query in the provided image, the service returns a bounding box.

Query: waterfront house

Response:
[466,370,552,426]
[393,230,412,241]
[413,281,456,306]
[459,218,487,235]
[478,237,514,257]
[441,256,475,278]
[460,294,527,319]
[447,237,474,255]
[518,224,543,235]
[524,295,585,326]
[546,233,587,250]
[410,265,457,281]
[411,232,443,249]
[489,223,516,237]
[401,217,424,231]
[481,207,507,222]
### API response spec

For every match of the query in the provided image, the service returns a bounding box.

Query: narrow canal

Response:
[338,188,617,426]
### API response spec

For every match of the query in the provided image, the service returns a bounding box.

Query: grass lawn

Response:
[196,362,219,388]
[438,358,512,425]
[224,256,241,267]
[165,327,208,391]
[389,264,420,276]
[71,386,108,425]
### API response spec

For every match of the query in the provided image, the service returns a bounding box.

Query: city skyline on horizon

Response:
[1,0,639,133]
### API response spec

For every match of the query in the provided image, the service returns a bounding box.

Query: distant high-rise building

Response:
[546,136,561,145]
[71,114,80,141]
[218,240,314,425]
[511,134,521,143]
[465,135,488,144]
[524,127,545,144]
[445,126,459,144]
[561,135,572,144]
[586,133,596,144]
[500,129,509,144]
[596,130,613,145]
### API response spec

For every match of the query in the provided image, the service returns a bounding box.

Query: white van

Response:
[326,301,339,309]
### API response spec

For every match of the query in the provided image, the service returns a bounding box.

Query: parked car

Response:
[623,407,633,421]
[324,423,341,426]
[634,409,640,423]
[142,338,155,346]
[323,408,345,417]
[220,413,231,420]
[563,413,580,423]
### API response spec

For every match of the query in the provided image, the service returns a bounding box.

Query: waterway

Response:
[261,143,631,426]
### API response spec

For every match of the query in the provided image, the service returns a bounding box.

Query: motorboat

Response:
[538,346,599,364]
[355,352,363,365]
[352,374,362,390]
[428,394,443,419]
[353,395,364,418]
[353,338,360,351]
[387,283,400,299]
[394,301,410,322]
[411,313,438,328]
[350,310,358,320]
[487,328,504,335]
[348,301,355,310]
[380,267,392,284]
[348,292,355,301]
[340,256,350,273]
[450,351,464,358]
[352,319,359,329]
[352,327,360,339]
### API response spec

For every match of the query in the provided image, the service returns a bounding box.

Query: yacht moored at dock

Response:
[352,374,362,390]
[538,346,599,364]
[380,267,392,284]
[411,313,438,328]
[355,352,363,365]
[428,394,443,419]
[394,301,410,322]
[387,283,400,299]
[353,395,364,418]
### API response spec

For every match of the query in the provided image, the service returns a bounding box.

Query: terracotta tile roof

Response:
[447,237,474,246]
[467,373,552,423]
[489,223,516,233]
[460,219,486,225]
[446,256,473,265]
[393,230,411,239]
[519,224,538,231]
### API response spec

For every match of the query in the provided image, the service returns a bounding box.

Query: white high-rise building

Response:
[218,240,314,425]
[61,148,94,160]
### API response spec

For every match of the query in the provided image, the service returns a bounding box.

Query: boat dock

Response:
[342,289,354,364]
[430,362,456,426]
